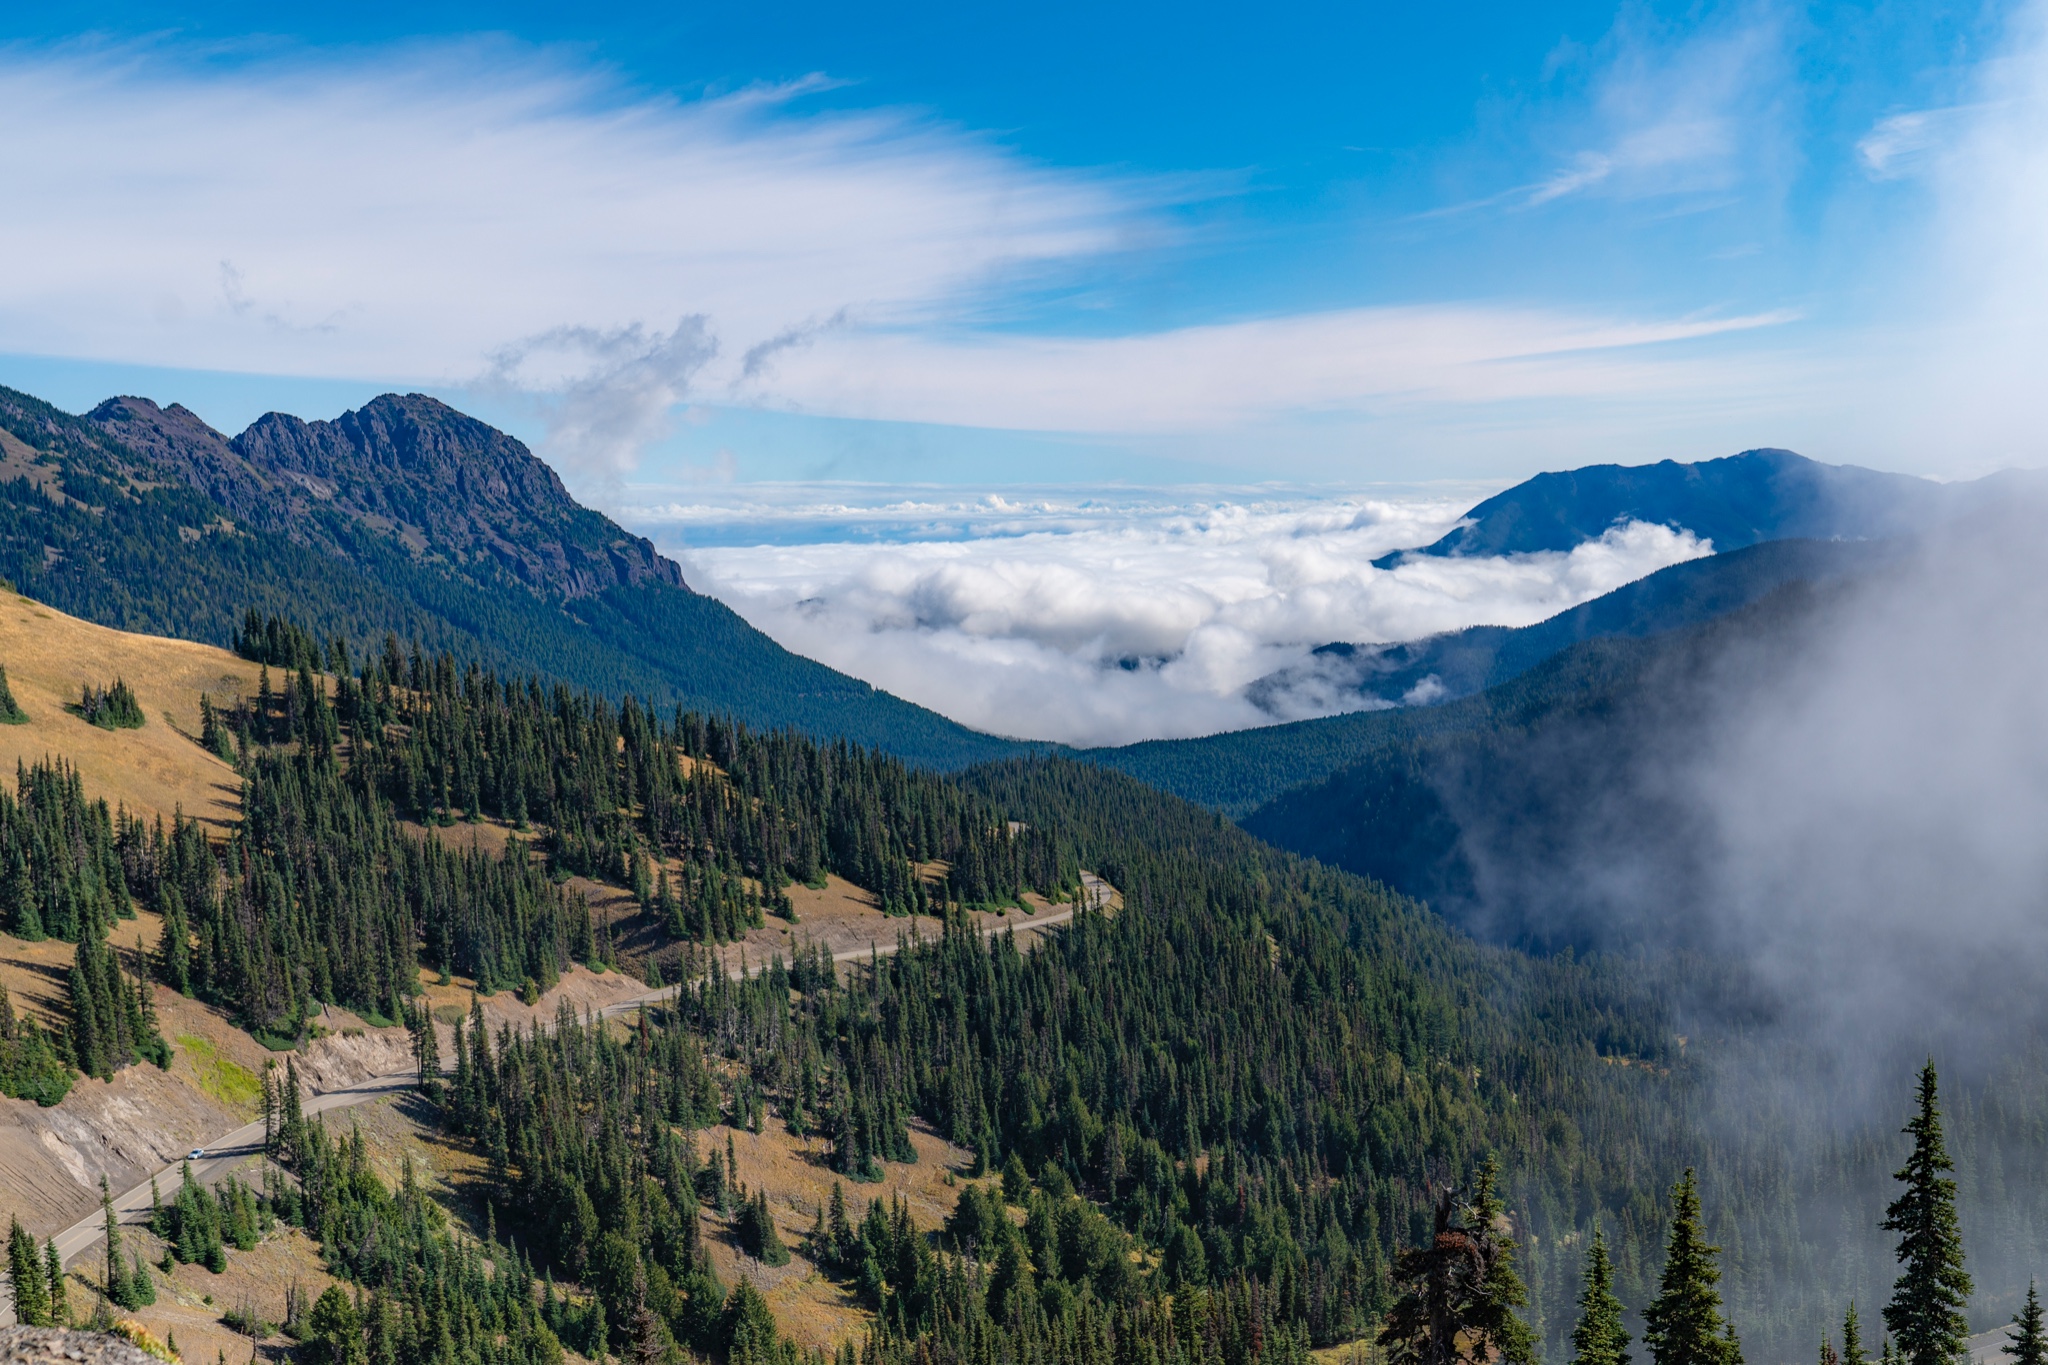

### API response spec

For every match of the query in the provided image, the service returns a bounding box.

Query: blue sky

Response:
[2,0,2042,489]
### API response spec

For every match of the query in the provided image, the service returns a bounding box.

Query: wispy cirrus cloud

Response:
[1534,11,1784,206]
[0,40,1140,388]
[746,304,1800,434]
[0,37,1820,474]
[1857,106,1982,179]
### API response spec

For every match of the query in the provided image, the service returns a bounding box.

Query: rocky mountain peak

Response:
[86,392,683,600]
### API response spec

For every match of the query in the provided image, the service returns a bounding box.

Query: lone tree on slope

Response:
[1842,1302,1869,1365]
[1882,1062,1972,1365]
[1643,1169,1742,1365]
[1571,1226,1632,1365]
[2006,1282,2047,1365]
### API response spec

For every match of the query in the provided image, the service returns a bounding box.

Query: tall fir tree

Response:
[44,1238,67,1325]
[99,1176,131,1307]
[1844,1302,1870,1365]
[1572,1226,1632,1365]
[1643,1169,1741,1365]
[8,1214,49,1326]
[2006,1282,2047,1365]
[1882,1062,1973,1365]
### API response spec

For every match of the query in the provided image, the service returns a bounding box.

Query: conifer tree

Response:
[1469,1159,1537,1365]
[44,1239,67,1324]
[1882,1063,1972,1365]
[1379,1159,1535,1365]
[153,888,191,996]
[1821,1334,1840,1365]
[1643,1169,1740,1365]
[1001,1151,1030,1205]
[2007,1282,2047,1365]
[3,851,41,940]
[1573,1227,1632,1365]
[627,1272,668,1365]
[99,1175,133,1308]
[8,1214,49,1326]
[736,1191,790,1267]
[0,664,28,724]
[1844,1302,1869,1365]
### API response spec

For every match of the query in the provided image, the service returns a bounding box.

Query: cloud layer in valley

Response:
[629,488,1711,746]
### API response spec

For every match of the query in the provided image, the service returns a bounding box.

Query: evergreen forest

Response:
[2,603,2042,1365]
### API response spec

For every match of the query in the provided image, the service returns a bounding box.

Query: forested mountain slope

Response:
[1078,628,1673,818]
[1238,584,1829,946]
[0,385,1021,769]
[1250,535,1889,716]
[1081,538,1889,816]
[0,605,1671,1357]
[5,602,2045,1364]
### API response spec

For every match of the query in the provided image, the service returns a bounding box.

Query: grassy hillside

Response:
[0,592,256,828]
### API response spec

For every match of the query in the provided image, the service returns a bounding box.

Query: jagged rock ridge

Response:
[88,394,681,602]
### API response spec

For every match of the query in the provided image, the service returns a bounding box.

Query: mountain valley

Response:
[1,383,2043,1365]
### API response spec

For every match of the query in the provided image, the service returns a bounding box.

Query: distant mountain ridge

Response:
[89,393,680,601]
[1259,447,2044,716]
[1374,447,1947,566]
[1252,536,1892,713]
[0,383,1022,768]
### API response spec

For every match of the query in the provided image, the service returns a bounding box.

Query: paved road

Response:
[1,872,1111,1321]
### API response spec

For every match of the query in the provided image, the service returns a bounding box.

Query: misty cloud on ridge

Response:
[1401,491,2048,1110]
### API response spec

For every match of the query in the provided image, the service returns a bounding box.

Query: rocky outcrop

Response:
[0,1327,172,1365]
[87,393,685,601]
[83,400,275,524]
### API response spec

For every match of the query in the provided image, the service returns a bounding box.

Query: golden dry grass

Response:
[0,593,259,830]
[702,1112,981,1353]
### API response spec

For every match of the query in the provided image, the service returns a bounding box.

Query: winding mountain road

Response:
[1,874,1112,1322]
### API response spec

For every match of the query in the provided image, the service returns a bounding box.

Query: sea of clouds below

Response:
[618,485,1713,748]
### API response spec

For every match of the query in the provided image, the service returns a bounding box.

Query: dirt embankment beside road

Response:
[0,954,659,1242]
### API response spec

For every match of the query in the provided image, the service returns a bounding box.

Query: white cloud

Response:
[1856,107,1980,179]
[481,317,719,488]
[1496,11,1788,212]
[641,490,1712,746]
[0,39,1809,467]
[1854,0,2048,469]
[742,305,1798,434]
[0,41,1133,385]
